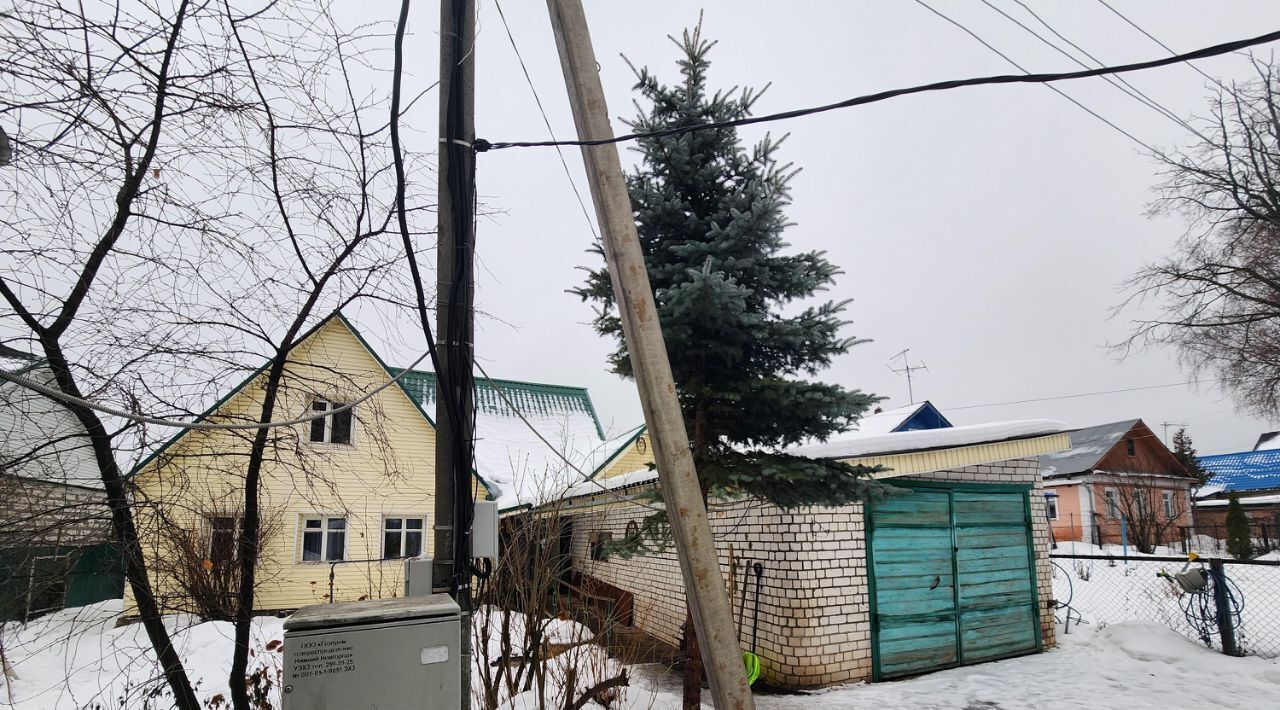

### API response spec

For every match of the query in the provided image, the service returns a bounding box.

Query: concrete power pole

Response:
[434,0,476,706]
[545,1,755,707]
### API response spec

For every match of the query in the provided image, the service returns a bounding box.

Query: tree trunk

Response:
[681,604,704,710]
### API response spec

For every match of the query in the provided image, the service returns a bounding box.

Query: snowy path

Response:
[5,602,1278,709]
[634,624,1280,710]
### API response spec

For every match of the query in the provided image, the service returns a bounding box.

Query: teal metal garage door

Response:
[867,483,1041,680]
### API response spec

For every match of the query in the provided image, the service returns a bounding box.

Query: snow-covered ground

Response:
[4,600,1278,709]
[1050,543,1280,657]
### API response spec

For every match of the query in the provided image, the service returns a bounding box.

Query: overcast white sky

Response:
[350,0,1280,456]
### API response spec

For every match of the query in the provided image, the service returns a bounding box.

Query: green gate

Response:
[0,543,124,621]
[867,483,1041,680]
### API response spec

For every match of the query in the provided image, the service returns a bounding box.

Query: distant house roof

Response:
[1197,449,1280,499]
[0,343,41,378]
[854,401,952,436]
[1254,432,1280,451]
[793,418,1065,460]
[1038,419,1141,478]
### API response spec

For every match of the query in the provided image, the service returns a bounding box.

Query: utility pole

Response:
[545,1,755,707]
[434,0,475,707]
[886,348,928,404]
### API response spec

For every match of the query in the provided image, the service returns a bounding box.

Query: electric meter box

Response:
[281,594,461,709]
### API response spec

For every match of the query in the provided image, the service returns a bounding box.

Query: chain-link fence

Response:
[1175,523,1279,557]
[1050,553,1280,658]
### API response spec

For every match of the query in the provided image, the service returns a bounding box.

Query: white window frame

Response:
[381,515,428,559]
[307,398,355,446]
[299,515,348,563]
[1104,488,1120,519]
[1046,495,1059,521]
[1162,491,1176,519]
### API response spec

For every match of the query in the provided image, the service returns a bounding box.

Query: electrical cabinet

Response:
[282,594,461,709]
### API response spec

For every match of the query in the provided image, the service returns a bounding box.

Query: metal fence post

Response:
[1209,559,1240,656]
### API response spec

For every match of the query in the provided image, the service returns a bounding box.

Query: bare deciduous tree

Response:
[1,2,435,709]
[1123,59,1280,415]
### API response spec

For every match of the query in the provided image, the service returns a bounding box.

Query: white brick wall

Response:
[567,457,1056,689]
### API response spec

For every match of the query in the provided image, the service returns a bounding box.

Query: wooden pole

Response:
[434,0,476,706]
[544,1,755,707]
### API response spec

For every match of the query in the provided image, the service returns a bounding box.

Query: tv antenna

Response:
[886,349,928,404]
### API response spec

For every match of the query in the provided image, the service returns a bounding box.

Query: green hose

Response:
[743,651,761,685]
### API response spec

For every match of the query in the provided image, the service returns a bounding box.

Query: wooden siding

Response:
[1096,421,1187,476]
[596,433,654,480]
[128,318,450,612]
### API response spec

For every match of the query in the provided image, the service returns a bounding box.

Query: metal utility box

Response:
[282,594,461,709]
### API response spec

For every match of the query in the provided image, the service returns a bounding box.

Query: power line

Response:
[1094,0,1232,92]
[914,0,1158,154]
[475,27,1280,151]
[491,0,600,243]
[947,378,1234,411]
[992,0,1210,142]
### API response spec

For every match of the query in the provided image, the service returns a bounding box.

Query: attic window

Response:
[308,399,353,445]
[1125,438,1136,456]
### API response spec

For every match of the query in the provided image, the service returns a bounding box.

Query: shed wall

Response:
[567,457,1055,689]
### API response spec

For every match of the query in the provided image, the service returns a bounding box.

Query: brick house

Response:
[547,418,1069,689]
[1038,419,1195,551]
[0,348,117,620]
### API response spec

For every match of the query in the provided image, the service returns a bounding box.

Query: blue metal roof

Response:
[1198,449,1280,496]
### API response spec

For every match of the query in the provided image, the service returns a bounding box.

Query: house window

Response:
[1104,488,1120,519]
[208,516,238,566]
[589,531,613,561]
[1162,491,1176,519]
[308,399,353,445]
[383,516,426,559]
[1125,438,1136,456]
[301,516,347,562]
[26,554,71,620]
[1046,495,1059,521]
[1135,490,1150,518]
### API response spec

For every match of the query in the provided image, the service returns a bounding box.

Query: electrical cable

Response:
[1178,565,1245,649]
[914,0,1158,154]
[491,0,600,244]
[991,0,1211,142]
[475,27,1280,151]
[947,377,1247,411]
[0,345,434,430]
[1094,0,1232,93]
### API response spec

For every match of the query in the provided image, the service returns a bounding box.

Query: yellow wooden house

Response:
[127,313,619,614]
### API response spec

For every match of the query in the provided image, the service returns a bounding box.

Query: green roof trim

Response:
[589,424,648,480]
[396,369,606,440]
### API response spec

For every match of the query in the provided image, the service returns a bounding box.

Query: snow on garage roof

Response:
[792,419,1066,460]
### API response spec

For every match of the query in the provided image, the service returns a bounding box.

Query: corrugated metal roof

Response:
[1038,419,1140,478]
[1198,449,1280,497]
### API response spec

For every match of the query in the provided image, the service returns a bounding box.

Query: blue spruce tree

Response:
[574,24,888,706]
[577,24,885,511]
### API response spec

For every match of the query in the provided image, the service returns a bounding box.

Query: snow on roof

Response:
[0,361,102,489]
[1196,449,1280,499]
[398,370,613,510]
[1253,432,1280,451]
[790,419,1066,460]
[561,467,659,502]
[1196,493,1280,508]
[1038,419,1140,478]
